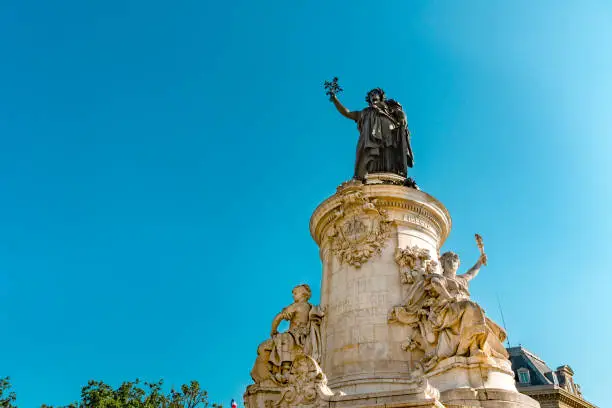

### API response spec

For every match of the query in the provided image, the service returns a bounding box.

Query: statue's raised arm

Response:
[325,77,359,121]
[460,234,488,281]
[460,253,487,282]
[330,93,359,121]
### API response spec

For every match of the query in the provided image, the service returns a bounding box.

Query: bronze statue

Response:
[325,78,414,180]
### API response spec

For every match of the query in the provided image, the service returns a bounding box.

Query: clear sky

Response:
[1,1,611,407]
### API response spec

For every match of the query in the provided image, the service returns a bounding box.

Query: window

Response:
[518,368,531,384]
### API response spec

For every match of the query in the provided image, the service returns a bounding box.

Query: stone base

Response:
[328,373,421,395]
[244,383,337,408]
[245,383,541,408]
[328,385,442,408]
[244,380,443,408]
[441,388,540,408]
[244,385,282,408]
[364,172,406,185]
[425,356,517,393]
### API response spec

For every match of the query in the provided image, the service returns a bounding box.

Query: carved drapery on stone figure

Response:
[325,78,414,182]
[389,243,509,375]
[248,285,337,408]
[251,284,325,386]
[327,182,392,268]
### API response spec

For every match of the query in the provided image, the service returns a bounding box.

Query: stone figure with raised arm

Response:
[250,284,324,385]
[390,238,509,373]
[419,250,509,370]
[325,78,414,181]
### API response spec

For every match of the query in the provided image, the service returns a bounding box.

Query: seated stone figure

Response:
[250,284,324,385]
[420,251,508,370]
[390,248,508,373]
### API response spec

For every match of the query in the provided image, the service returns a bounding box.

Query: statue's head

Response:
[292,284,312,302]
[440,251,460,277]
[366,88,386,106]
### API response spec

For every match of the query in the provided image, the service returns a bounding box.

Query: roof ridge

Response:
[522,347,546,364]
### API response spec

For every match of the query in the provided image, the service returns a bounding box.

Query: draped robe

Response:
[354,103,413,180]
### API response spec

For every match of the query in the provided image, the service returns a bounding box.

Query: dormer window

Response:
[551,372,559,385]
[517,368,531,384]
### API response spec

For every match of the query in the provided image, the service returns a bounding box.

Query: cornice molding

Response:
[310,182,452,248]
[520,386,597,408]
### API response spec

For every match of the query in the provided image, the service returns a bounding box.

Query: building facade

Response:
[508,346,597,408]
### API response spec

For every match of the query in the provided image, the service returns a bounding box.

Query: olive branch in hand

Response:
[324,77,343,100]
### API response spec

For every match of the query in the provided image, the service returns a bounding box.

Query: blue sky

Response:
[1,1,611,406]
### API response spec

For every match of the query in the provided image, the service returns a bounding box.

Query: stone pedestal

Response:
[244,175,539,408]
[245,380,443,408]
[440,388,540,408]
[309,179,451,394]
[425,356,517,392]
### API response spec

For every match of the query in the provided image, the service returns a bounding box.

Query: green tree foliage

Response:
[0,377,17,408]
[4,377,221,408]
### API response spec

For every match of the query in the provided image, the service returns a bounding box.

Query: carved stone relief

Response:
[389,244,509,376]
[250,284,325,387]
[246,282,339,408]
[265,354,335,408]
[327,189,392,268]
